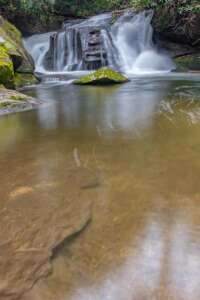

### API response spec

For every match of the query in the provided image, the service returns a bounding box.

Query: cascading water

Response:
[112,10,175,73]
[24,10,175,75]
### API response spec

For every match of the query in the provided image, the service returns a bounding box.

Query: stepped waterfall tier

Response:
[24,11,175,75]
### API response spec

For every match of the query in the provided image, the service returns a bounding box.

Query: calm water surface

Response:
[0,74,200,300]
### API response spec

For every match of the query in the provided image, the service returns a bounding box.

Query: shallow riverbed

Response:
[0,73,200,300]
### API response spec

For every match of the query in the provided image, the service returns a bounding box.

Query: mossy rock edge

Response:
[14,72,39,88]
[0,16,34,73]
[74,68,129,85]
[0,44,14,88]
[175,54,200,72]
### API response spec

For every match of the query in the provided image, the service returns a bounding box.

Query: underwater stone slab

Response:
[74,67,129,85]
[0,165,99,300]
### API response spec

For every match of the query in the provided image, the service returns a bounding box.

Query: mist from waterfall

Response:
[24,10,175,75]
[111,10,175,73]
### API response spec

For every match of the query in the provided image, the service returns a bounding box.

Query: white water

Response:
[24,32,55,73]
[112,11,175,74]
[24,11,175,75]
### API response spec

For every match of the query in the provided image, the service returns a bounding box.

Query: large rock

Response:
[43,26,108,71]
[74,67,129,85]
[83,27,108,70]
[14,72,39,88]
[0,44,14,88]
[0,86,42,115]
[175,53,200,72]
[0,164,99,300]
[0,15,34,73]
[153,7,200,47]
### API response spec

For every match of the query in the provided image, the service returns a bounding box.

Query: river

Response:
[0,73,200,299]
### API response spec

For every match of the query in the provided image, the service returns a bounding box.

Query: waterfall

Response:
[24,11,175,75]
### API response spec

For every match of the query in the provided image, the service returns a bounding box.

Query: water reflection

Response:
[169,216,200,300]
[28,78,171,137]
[69,220,164,300]
[67,210,200,300]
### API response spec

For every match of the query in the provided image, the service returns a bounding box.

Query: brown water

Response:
[0,74,200,300]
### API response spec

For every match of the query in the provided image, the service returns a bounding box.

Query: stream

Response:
[0,9,200,300]
[0,73,200,299]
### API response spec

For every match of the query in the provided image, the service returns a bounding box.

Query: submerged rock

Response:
[74,67,129,85]
[0,164,99,300]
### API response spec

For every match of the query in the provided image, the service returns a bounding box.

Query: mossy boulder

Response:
[0,88,42,116]
[0,44,14,88]
[74,68,129,85]
[0,15,34,73]
[14,72,39,88]
[175,54,200,72]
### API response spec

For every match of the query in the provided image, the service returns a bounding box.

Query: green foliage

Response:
[0,0,199,20]
[130,0,200,14]
[0,0,53,21]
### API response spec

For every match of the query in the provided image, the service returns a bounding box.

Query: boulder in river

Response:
[74,67,129,85]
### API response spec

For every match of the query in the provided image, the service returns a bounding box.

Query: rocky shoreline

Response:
[0,14,40,117]
[0,86,43,116]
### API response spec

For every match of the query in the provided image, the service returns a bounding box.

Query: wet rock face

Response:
[83,27,108,70]
[175,54,200,72]
[0,15,34,73]
[43,25,108,71]
[44,28,83,71]
[0,15,38,89]
[43,33,58,70]
[0,44,14,88]
[153,10,200,48]
[0,87,42,116]
[0,166,99,300]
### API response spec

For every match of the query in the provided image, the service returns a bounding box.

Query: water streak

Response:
[24,11,175,75]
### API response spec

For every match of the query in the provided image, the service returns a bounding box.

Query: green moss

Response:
[0,16,36,88]
[0,101,12,108]
[74,67,129,85]
[0,101,22,109]
[175,54,200,71]
[4,40,21,58]
[0,44,14,88]
[14,72,39,88]
[0,16,33,73]
[10,94,26,101]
